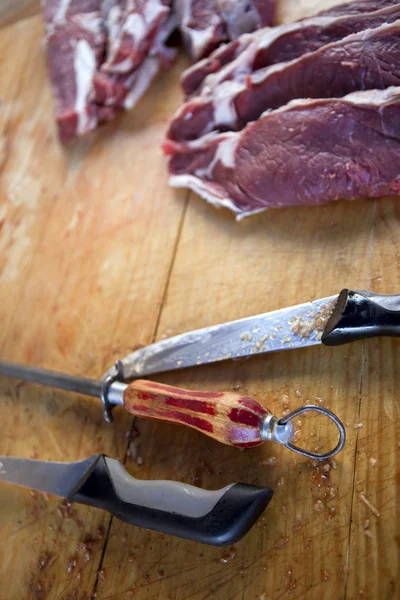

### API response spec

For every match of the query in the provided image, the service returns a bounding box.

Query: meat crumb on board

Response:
[259,456,277,468]
[219,548,236,563]
[369,458,377,467]
[290,300,336,339]
[38,553,55,571]
[286,569,297,592]
[314,500,324,512]
[359,492,380,518]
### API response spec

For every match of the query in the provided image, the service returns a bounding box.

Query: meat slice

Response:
[174,0,276,61]
[94,55,161,109]
[42,0,106,141]
[101,0,171,73]
[93,0,175,111]
[167,21,400,142]
[164,88,400,217]
[43,0,175,140]
[317,0,400,17]
[181,2,400,97]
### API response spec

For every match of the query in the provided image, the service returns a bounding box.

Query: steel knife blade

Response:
[106,288,400,380]
[108,295,338,380]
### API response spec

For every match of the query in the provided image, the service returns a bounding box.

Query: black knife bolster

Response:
[322,289,400,346]
[69,456,273,546]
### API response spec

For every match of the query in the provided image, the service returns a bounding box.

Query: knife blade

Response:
[0,454,273,545]
[109,295,337,380]
[106,288,400,380]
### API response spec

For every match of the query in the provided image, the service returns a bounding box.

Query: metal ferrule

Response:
[108,381,128,406]
[100,361,128,423]
[261,414,295,445]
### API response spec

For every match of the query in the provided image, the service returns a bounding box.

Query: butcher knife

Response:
[0,453,273,545]
[106,288,400,381]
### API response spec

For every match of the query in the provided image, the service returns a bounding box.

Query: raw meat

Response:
[166,21,400,142]
[42,0,107,140]
[318,0,400,17]
[42,0,174,140]
[174,0,276,60]
[101,0,171,73]
[181,2,400,97]
[164,87,400,217]
[93,1,177,111]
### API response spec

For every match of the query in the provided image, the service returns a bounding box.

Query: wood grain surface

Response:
[0,0,39,28]
[0,2,399,599]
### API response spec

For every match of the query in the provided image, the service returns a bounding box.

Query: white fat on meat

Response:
[212,80,244,128]
[74,38,97,134]
[72,12,104,39]
[123,56,160,109]
[103,0,167,72]
[123,12,148,46]
[169,174,241,214]
[217,0,261,38]
[175,0,222,59]
[53,0,72,23]
[144,0,168,23]
[194,132,239,177]
[201,31,266,94]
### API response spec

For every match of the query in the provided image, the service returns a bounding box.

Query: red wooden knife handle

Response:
[123,380,270,448]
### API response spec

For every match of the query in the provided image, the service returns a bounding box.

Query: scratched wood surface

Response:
[0,1,399,599]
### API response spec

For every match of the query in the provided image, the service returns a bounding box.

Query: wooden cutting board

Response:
[0,2,399,599]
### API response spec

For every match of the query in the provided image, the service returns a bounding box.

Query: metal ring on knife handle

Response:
[277,405,346,461]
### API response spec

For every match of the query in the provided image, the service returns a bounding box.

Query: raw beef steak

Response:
[181,2,400,97]
[164,88,400,217]
[167,21,400,142]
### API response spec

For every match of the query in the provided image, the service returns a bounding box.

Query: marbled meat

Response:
[167,21,400,142]
[181,2,400,97]
[174,0,276,61]
[43,0,174,140]
[164,88,400,217]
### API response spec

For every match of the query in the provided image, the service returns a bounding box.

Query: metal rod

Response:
[0,361,102,398]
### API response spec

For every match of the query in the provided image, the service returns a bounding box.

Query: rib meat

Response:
[42,0,174,140]
[164,88,400,217]
[181,1,400,97]
[101,0,171,73]
[42,0,107,140]
[167,21,400,142]
[174,0,276,61]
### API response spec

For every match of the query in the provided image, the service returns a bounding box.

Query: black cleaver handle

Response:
[70,455,273,546]
[322,289,400,346]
